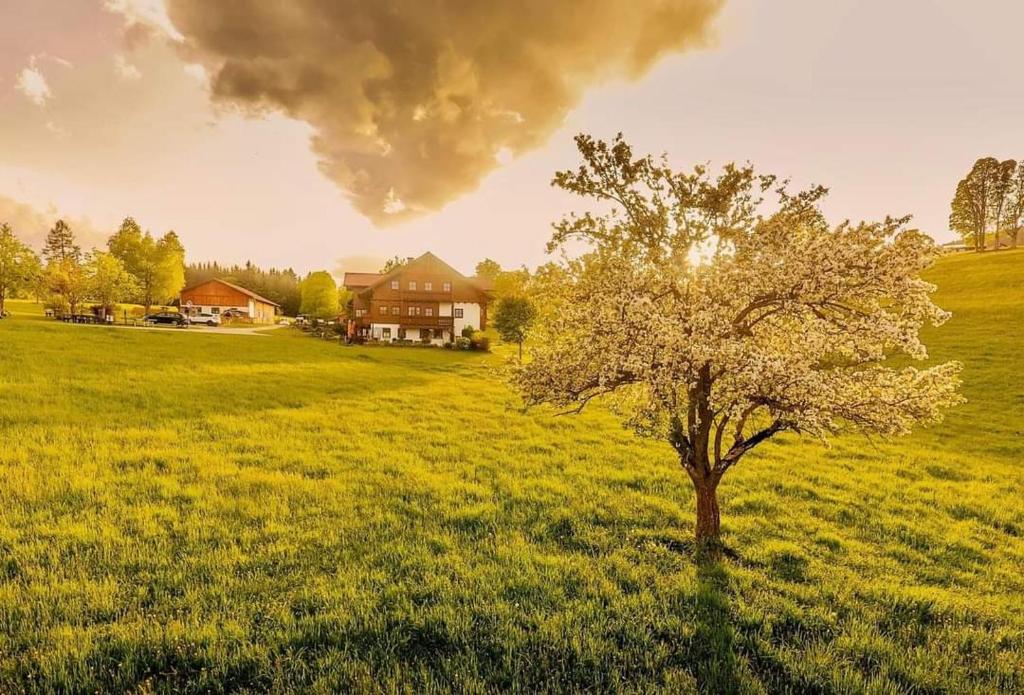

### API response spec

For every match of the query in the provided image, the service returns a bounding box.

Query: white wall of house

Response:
[370,323,400,340]
[191,304,248,315]
[453,302,482,334]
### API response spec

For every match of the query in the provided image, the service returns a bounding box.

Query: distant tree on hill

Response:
[0,223,41,316]
[474,258,501,281]
[493,295,537,359]
[950,158,1020,251]
[514,134,963,548]
[87,251,138,319]
[300,271,339,318]
[1007,164,1024,249]
[107,218,186,312]
[379,255,408,274]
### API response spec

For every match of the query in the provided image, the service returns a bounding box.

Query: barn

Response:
[179,279,280,323]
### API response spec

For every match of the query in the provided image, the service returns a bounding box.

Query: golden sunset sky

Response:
[1,0,1022,275]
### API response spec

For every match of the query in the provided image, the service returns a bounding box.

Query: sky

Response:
[1,0,1022,277]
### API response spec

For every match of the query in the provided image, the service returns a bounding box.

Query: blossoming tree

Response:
[514,134,963,545]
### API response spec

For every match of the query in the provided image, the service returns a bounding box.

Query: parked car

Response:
[145,312,187,326]
[188,312,221,326]
[221,308,249,320]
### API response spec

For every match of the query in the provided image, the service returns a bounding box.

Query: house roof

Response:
[469,276,495,292]
[346,252,493,297]
[342,272,382,288]
[180,278,281,307]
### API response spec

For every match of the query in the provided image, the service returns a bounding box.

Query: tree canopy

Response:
[493,295,537,359]
[87,252,139,317]
[950,157,1023,250]
[107,217,186,311]
[0,223,41,315]
[514,134,963,546]
[300,271,339,319]
[474,258,501,281]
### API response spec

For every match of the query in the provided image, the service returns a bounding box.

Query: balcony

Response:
[354,315,453,328]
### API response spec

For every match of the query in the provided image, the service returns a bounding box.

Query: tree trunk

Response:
[694,479,721,544]
[518,340,523,360]
[0,288,6,316]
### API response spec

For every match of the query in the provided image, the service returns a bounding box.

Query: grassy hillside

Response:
[0,251,1021,693]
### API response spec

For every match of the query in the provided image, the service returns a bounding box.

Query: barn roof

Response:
[181,278,281,307]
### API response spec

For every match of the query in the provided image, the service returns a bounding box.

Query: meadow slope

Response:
[0,251,1021,693]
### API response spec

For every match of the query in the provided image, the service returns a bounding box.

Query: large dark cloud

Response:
[165,0,723,225]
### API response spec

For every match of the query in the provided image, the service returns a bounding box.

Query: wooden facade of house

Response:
[342,252,492,343]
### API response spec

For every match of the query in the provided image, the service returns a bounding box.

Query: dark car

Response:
[145,312,187,326]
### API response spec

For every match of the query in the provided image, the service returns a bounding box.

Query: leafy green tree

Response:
[493,295,537,359]
[44,258,90,315]
[1006,163,1024,249]
[990,160,1018,249]
[493,267,531,299]
[0,223,41,316]
[87,252,139,319]
[41,220,88,314]
[474,258,501,281]
[108,218,186,312]
[42,219,81,265]
[107,217,145,270]
[155,231,186,307]
[300,271,339,318]
[950,158,1018,251]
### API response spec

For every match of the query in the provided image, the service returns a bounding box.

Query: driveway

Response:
[86,322,282,336]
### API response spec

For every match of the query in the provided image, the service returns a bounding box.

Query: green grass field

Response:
[0,251,1021,693]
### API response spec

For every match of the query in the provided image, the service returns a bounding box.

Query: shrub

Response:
[455,337,472,350]
[461,324,475,339]
[470,331,490,352]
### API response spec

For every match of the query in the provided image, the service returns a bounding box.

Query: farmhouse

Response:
[179,278,280,323]
[343,252,493,344]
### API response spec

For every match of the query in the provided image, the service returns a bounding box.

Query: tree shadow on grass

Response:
[685,544,821,694]
[688,547,745,693]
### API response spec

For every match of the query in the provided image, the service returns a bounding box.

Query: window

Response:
[454,308,464,318]
[380,304,388,314]
[425,307,433,317]
[382,328,391,340]
[390,280,399,290]
[355,309,366,317]
[424,282,432,291]
[443,282,451,292]
[210,307,220,314]
[408,281,417,291]
[392,306,401,315]
[408,306,421,316]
